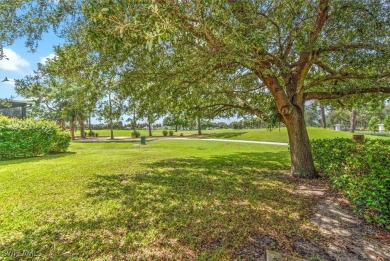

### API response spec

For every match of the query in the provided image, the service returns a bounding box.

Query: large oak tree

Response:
[1,0,389,178]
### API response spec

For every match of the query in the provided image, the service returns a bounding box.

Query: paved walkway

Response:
[74,136,289,146]
[159,137,288,146]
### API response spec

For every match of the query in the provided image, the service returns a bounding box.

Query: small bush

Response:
[312,138,390,228]
[88,131,94,137]
[0,116,70,159]
[162,129,168,136]
[169,130,174,136]
[180,133,184,136]
[131,131,141,138]
[95,133,99,137]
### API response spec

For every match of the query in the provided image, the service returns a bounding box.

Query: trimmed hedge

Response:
[312,138,390,228]
[0,116,70,160]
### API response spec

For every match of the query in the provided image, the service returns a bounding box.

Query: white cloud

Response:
[0,48,30,72]
[40,53,56,64]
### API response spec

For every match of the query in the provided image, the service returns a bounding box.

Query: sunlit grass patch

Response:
[0,140,321,259]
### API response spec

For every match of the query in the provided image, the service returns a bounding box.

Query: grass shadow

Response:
[1,151,322,259]
[0,152,76,166]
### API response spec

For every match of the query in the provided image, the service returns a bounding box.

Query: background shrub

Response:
[131,131,141,138]
[312,138,390,228]
[0,116,70,160]
[169,130,174,136]
[162,129,168,136]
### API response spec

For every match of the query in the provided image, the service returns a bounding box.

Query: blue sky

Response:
[0,32,236,124]
[0,32,63,99]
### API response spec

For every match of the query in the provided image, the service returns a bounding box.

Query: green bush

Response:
[312,138,390,228]
[131,131,140,138]
[162,129,168,136]
[50,131,71,153]
[169,130,174,136]
[0,116,70,160]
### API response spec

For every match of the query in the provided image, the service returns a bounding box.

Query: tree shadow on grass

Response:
[1,152,324,260]
[207,131,247,139]
[0,152,76,167]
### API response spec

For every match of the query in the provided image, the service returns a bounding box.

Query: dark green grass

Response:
[0,141,323,260]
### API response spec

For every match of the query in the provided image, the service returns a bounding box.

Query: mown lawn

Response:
[0,140,323,260]
[82,127,389,142]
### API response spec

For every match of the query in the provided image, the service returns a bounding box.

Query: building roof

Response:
[0,100,34,109]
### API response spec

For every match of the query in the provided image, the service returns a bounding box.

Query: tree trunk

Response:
[108,92,114,140]
[88,112,93,135]
[79,117,86,139]
[175,124,178,132]
[109,120,114,140]
[148,121,152,136]
[132,105,137,135]
[349,109,357,133]
[59,119,65,131]
[197,116,202,135]
[283,106,320,179]
[320,104,326,128]
[70,119,75,140]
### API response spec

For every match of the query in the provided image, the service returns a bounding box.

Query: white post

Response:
[378,124,385,133]
[335,124,341,131]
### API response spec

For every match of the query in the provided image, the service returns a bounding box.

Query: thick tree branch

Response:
[292,0,329,94]
[304,87,390,100]
[314,60,336,74]
[205,103,268,120]
[318,43,388,53]
[253,67,290,112]
[309,0,330,44]
[304,72,390,90]
[296,52,318,93]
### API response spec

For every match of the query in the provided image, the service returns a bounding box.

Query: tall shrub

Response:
[312,138,390,228]
[0,116,70,159]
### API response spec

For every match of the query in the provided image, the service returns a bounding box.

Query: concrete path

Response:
[159,137,288,146]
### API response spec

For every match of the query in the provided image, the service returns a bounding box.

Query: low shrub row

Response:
[0,116,70,160]
[162,130,175,136]
[312,138,390,228]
